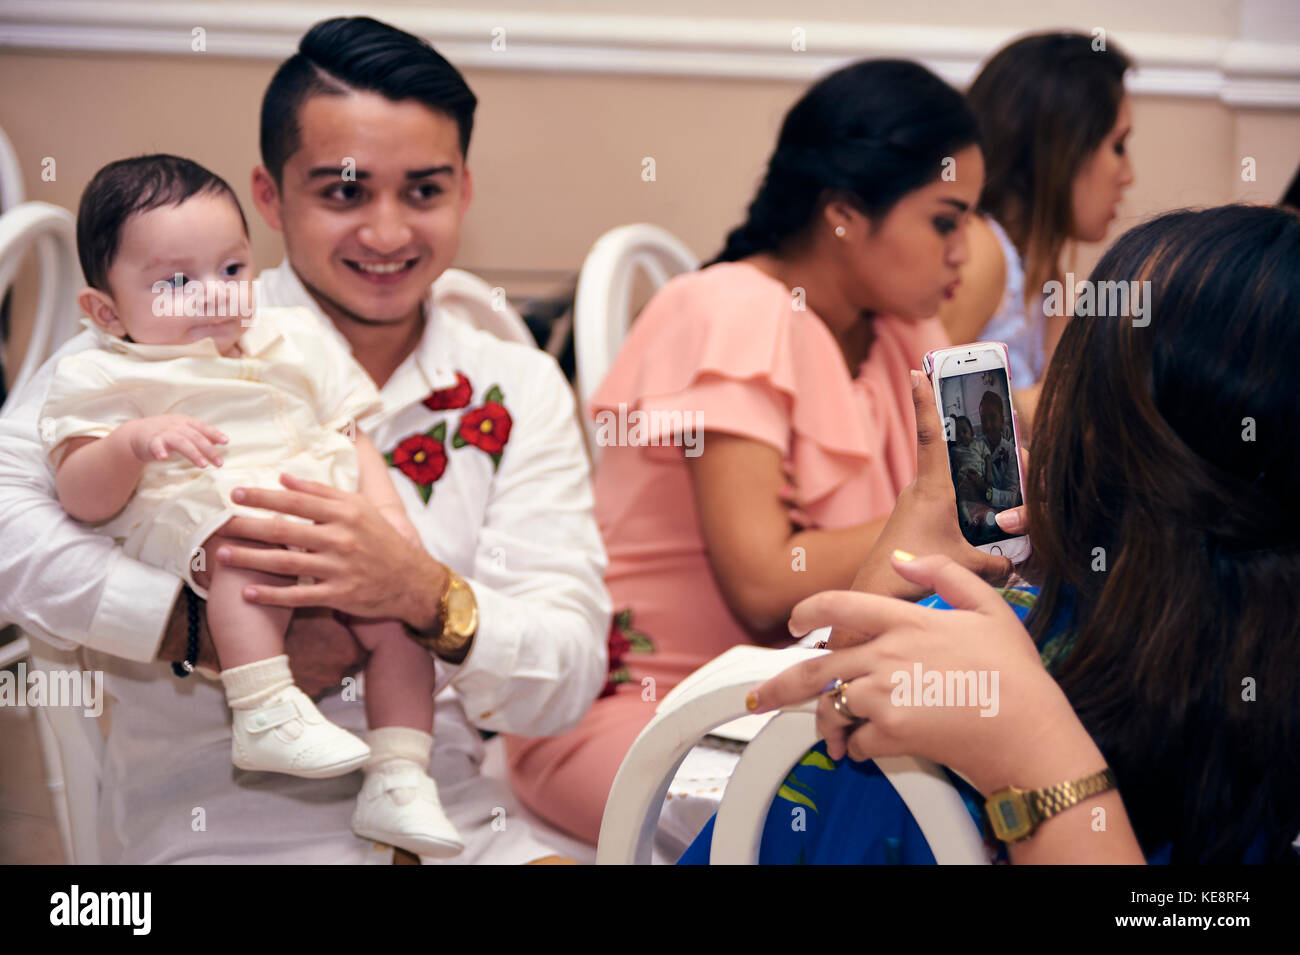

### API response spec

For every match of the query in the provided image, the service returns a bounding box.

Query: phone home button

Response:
[989,544,1004,556]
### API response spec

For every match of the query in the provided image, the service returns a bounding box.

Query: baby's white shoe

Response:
[352,762,464,858]
[231,685,371,778]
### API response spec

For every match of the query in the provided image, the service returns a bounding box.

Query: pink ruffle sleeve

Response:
[590,261,949,528]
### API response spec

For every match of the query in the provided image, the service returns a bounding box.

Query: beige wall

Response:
[2,41,1298,381]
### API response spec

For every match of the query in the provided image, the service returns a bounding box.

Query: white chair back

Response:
[0,202,82,750]
[433,267,535,346]
[573,224,698,463]
[597,645,990,865]
[0,202,82,399]
[0,127,29,378]
[0,125,24,213]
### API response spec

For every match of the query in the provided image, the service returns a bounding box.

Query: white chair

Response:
[0,202,82,677]
[0,201,82,400]
[0,125,24,214]
[573,224,699,462]
[433,267,536,347]
[22,637,104,864]
[0,200,89,861]
[597,645,991,865]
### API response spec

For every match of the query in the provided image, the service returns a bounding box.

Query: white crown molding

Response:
[3,1,1299,108]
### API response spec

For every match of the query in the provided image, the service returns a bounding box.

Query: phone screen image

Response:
[939,367,1023,546]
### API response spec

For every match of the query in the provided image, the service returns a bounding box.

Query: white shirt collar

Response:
[255,261,463,407]
[77,314,283,360]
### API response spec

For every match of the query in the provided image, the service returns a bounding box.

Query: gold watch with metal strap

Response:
[985,768,1118,843]
[405,570,478,660]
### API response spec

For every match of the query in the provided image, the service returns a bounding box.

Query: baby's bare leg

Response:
[197,528,371,777]
[350,618,437,732]
[194,529,293,670]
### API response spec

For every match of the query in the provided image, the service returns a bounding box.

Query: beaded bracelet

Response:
[171,585,201,678]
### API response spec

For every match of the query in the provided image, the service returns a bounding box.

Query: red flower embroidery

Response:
[600,608,655,698]
[422,372,473,411]
[384,422,447,504]
[608,629,632,664]
[451,385,512,470]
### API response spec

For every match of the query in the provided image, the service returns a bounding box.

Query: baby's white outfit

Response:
[951,441,987,482]
[37,306,463,855]
[38,307,383,599]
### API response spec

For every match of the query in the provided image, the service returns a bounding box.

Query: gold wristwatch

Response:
[985,768,1117,843]
[405,570,478,661]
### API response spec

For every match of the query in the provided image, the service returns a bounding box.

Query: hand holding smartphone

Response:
[921,341,1030,563]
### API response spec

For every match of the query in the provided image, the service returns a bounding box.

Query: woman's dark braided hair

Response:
[708,59,979,266]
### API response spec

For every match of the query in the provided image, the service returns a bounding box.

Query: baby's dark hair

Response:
[77,154,249,292]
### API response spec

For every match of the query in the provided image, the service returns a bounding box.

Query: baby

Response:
[40,155,462,858]
[950,415,997,535]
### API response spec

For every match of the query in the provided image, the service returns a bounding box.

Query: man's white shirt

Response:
[979,434,1020,510]
[0,261,610,863]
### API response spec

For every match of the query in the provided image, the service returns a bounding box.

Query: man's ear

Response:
[458,164,474,221]
[78,287,126,336]
[250,165,284,232]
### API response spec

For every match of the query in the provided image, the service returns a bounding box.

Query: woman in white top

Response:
[938,32,1136,428]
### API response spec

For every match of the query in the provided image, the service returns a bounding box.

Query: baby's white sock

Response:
[220,655,294,710]
[364,726,434,806]
[364,725,434,775]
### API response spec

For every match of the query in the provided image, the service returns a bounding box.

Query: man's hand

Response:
[214,473,447,632]
[158,592,366,697]
[379,503,424,549]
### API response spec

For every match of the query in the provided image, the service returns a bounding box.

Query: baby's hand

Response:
[120,415,228,468]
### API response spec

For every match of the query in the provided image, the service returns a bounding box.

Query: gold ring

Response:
[830,685,862,723]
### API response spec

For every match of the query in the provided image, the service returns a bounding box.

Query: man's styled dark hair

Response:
[77,154,248,292]
[260,16,478,184]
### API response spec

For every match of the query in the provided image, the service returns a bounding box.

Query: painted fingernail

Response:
[995,510,1024,532]
[232,488,245,502]
[892,549,915,562]
[745,692,758,712]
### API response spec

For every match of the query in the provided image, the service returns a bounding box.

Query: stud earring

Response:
[834,226,847,237]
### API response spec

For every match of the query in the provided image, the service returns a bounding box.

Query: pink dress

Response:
[505,261,949,844]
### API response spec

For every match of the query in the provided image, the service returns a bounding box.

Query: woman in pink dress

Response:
[506,59,999,845]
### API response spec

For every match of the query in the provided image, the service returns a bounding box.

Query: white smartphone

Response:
[921,341,1031,563]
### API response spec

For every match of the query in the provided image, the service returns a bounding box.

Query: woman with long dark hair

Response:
[941,32,1135,426]
[685,204,1300,864]
[505,60,1005,845]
